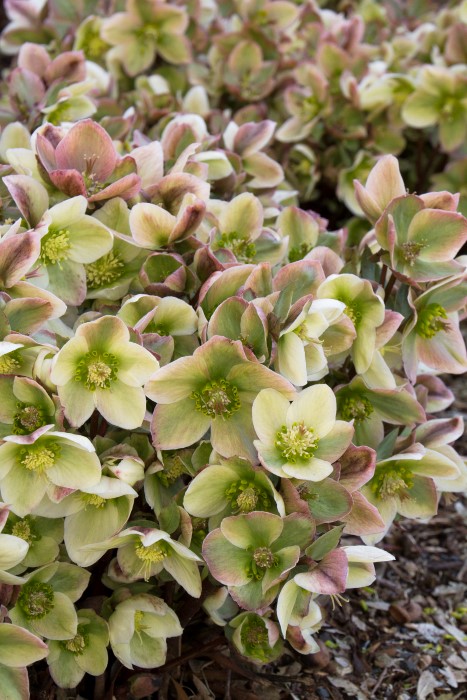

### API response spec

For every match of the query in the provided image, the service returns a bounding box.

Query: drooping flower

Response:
[146,335,295,460]
[227,612,283,664]
[108,592,182,670]
[252,385,353,481]
[51,315,159,429]
[0,375,56,438]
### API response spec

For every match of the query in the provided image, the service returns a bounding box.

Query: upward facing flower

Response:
[51,316,159,429]
[146,336,295,460]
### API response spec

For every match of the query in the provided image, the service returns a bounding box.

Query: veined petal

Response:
[57,380,95,428]
[151,400,210,450]
[95,382,146,429]
[252,388,290,444]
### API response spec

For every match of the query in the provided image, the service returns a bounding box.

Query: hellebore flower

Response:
[108,593,182,670]
[5,512,63,569]
[101,0,191,76]
[402,273,467,381]
[0,426,101,516]
[252,385,353,481]
[32,195,113,305]
[146,336,295,460]
[277,581,323,655]
[362,445,461,543]
[401,65,467,152]
[51,315,159,429]
[228,612,283,664]
[35,120,141,202]
[9,562,90,641]
[129,194,205,249]
[202,512,313,611]
[0,375,56,438]
[209,192,263,263]
[374,195,467,283]
[336,376,425,449]
[183,457,285,528]
[275,298,347,386]
[91,526,202,597]
[223,120,283,189]
[316,274,385,374]
[46,609,109,689]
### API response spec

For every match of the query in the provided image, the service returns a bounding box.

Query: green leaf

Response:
[306,525,345,561]
[376,429,399,461]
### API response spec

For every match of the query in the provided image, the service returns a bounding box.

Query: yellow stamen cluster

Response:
[62,632,87,655]
[217,232,257,262]
[17,581,54,620]
[275,422,319,463]
[401,240,425,266]
[82,493,106,508]
[371,464,414,499]
[20,444,59,474]
[86,252,125,289]
[225,480,271,513]
[339,394,373,422]
[192,379,241,419]
[0,353,21,374]
[416,303,448,339]
[11,517,36,544]
[13,404,45,434]
[40,229,70,266]
[75,350,119,391]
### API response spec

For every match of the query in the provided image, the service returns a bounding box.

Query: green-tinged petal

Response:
[0,666,29,700]
[183,465,238,517]
[164,555,201,598]
[48,196,87,229]
[218,193,263,241]
[220,512,283,549]
[117,343,159,387]
[76,315,130,353]
[48,649,84,689]
[401,92,439,127]
[152,400,210,450]
[283,456,333,481]
[227,361,295,400]
[0,534,29,570]
[0,624,48,667]
[256,442,288,477]
[1,467,48,517]
[129,632,167,669]
[157,33,191,65]
[210,404,257,460]
[314,421,354,462]
[252,388,290,444]
[202,530,252,586]
[277,579,299,637]
[56,381,95,428]
[51,336,89,385]
[44,259,86,307]
[67,218,113,263]
[145,355,206,402]
[396,475,438,518]
[276,333,307,386]
[0,442,18,478]
[262,545,300,592]
[95,382,146,430]
[129,202,175,248]
[47,444,101,490]
[287,384,337,438]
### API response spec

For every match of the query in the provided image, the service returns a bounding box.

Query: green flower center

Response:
[20,442,60,474]
[11,517,37,544]
[217,232,257,262]
[61,630,88,655]
[401,240,425,266]
[339,394,373,422]
[371,464,414,499]
[13,404,46,435]
[275,422,319,463]
[158,456,185,487]
[0,351,21,374]
[416,303,448,339]
[81,493,106,508]
[84,32,108,59]
[289,242,313,262]
[225,480,271,513]
[75,351,119,390]
[135,541,169,564]
[344,303,361,325]
[252,547,277,569]
[40,229,70,266]
[192,380,241,419]
[17,581,54,619]
[86,252,125,289]
[240,620,270,661]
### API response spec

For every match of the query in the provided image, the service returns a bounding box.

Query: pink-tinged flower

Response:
[50,315,159,429]
[223,121,283,189]
[35,120,141,202]
[402,273,467,382]
[353,155,406,224]
[145,336,295,461]
[375,195,467,283]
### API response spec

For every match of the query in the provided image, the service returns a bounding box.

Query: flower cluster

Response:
[0,0,466,694]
